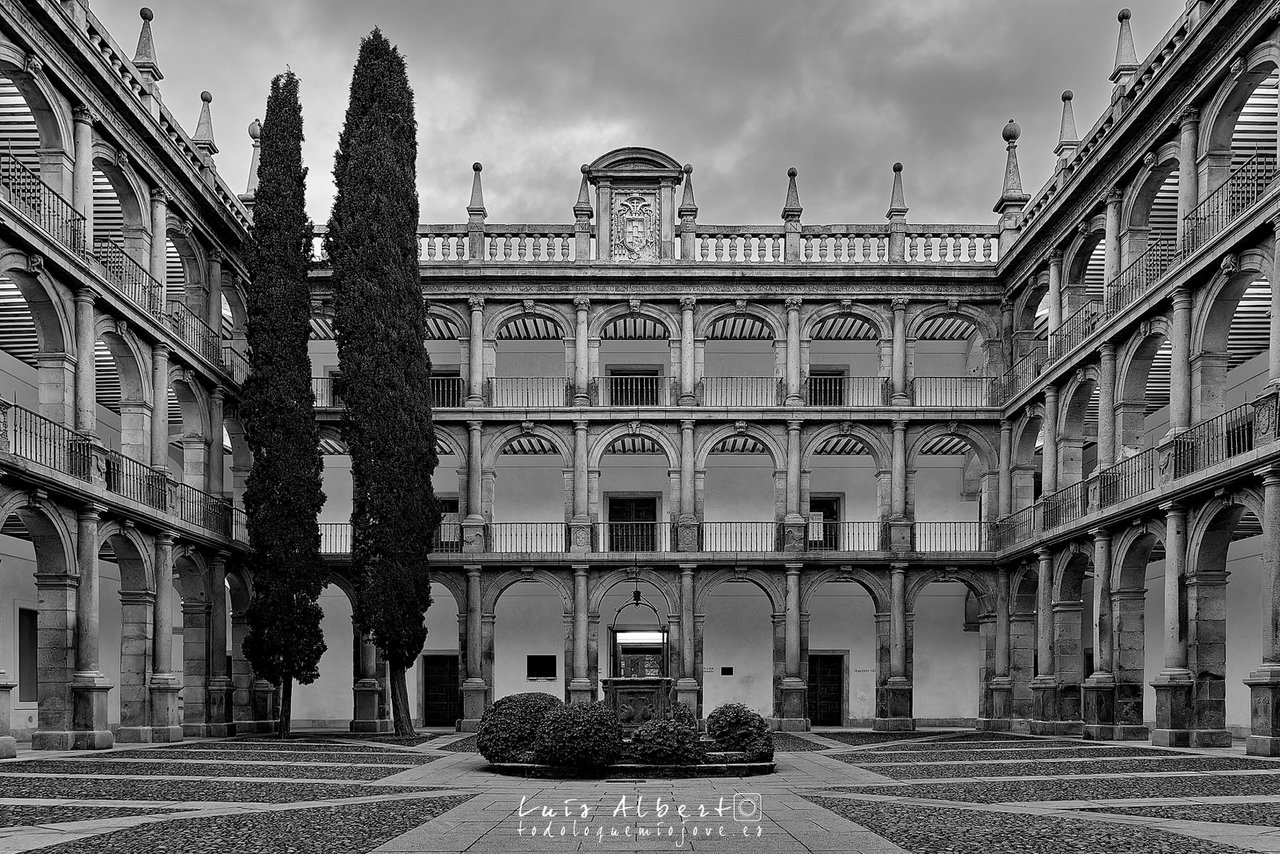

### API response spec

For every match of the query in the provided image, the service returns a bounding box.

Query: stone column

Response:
[467,297,484,405]
[1268,223,1280,389]
[205,553,233,736]
[1152,503,1195,746]
[1052,600,1084,728]
[1097,342,1116,469]
[569,565,593,703]
[208,387,225,497]
[1186,563,1231,747]
[1168,287,1192,436]
[115,588,155,743]
[679,298,696,404]
[676,420,698,551]
[573,298,590,404]
[785,298,802,404]
[998,419,1013,517]
[1030,547,1058,734]
[875,563,914,731]
[1177,107,1200,248]
[1112,588,1149,739]
[569,420,590,551]
[73,290,96,435]
[32,570,77,750]
[1083,528,1116,740]
[72,106,94,243]
[460,565,486,729]
[1246,466,1280,755]
[1047,249,1063,334]
[206,248,224,334]
[462,421,484,551]
[149,189,168,302]
[777,564,807,729]
[72,504,112,749]
[890,298,908,404]
[1104,188,1122,307]
[351,627,387,733]
[149,531,181,741]
[1042,385,1059,495]
[180,601,209,736]
[890,420,907,518]
[150,344,169,469]
[982,565,1014,730]
[675,564,699,710]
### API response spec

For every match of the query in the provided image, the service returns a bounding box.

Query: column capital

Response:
[786,419,802,432]
[1090,526,1112,543]
[1178,105,1200,126]
[72,104,96,125]
[77,503,104,522]
[1047,247,1064,264]
[73,288,95,306]
[785,296,802,311]
[573,419,588,431]
[891,297,908,312]
[1100,340,1116,358]
[784,563,802,576]
[155,530,175,547]
[1044,383,1058,402]
[1000,418,1012,433]
[679,563,696,575]
[679,419,694,432]
[1256,464,1280,486]
[1172,285,1193,309]
[466,419,482,432]
[680,296,696,311]
[889,561,908,573]
[150,187,170,204]
[1035,546,1053,562]
[210,386,225,404]
[152,342,169,359]
[207,246,223,264]
[573,297,590,312]
[464,564,482,578]
[571,564,589,576]
[892,418,908,432]
[1106,187,1124,206]
[467,296,485,311]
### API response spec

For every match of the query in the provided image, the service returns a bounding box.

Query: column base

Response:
[872,717,916,732]
[988,676,1014,727]
[32,731,74,750]
[769,718,810,732]
[349,718,394,734]
[461,678,488,725]
[1244,666,1280,755]
[71,676,113,750]
[1029,720,1082,736]
[0,736,14,758]
[568,678,595,705]
[1081,674,1116,741]
[1029,675,1059,734]
[777,676,808,724]
[115,726,153,744]
[148,678,183,743]
[1151,669,1195,746]
[204,722,237,738]
[207,676,234,737]
[351,679,389,733]
[975,717,1013,732]
[673,677,700,714]
[876,678,913,724]
[458,718,481,733]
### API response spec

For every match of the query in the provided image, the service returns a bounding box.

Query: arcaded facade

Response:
[2,0,1280,756]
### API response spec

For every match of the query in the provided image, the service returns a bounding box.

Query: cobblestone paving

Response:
[862,738,1102,753]
[837,755,1279,779]
[814,730,958,747]
[141,740,425,754]
[771,733,832,751]
[1081,804,1280,827]
[0,776,428,803]
[0,806,194,828]
[435,734,477,752]
[104,748,432,765]
[826,773,1280,803]
[2,759,411,781]
[853,745,1194,763]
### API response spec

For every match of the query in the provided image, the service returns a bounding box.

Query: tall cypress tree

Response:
[240,71,327,739]
[328,29,438,736]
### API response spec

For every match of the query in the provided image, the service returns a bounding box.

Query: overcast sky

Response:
[96,0,1186,227]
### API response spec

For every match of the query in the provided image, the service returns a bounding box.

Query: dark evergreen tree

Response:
[327,29,438,737]
[240,71,327,738]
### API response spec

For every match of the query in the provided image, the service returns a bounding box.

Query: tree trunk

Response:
[278,679,293,739]
[389,665,414,736]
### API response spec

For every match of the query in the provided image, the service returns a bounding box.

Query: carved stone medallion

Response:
[611,192,659,262]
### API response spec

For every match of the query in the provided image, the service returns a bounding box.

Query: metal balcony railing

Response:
[102,448,168,510]
[1048,300,1105,363]
[1166,404,1255,479]
[804,376,887,407]
[0,149,88,258]
[431,377,466,408]
[911,376,994,407]
[596,521,673,552]
[93,236,164,316]
[175,481,230,534]
[994,346,1047,403]
[167,300,221,364]
[485,521,568,552]
[221,345,250,386]
[231,506,248,544]
[697,521,779,551]
[486,377,570,408]
[2,402,91,480]
[1182,150,1278,257]
[598,375,669,407]
[699,377,781,407]
[1094,447,1157,511]
[1107,236,1178,317]
[319,522,352,555]
[913,521,985,552]
[1042,479,1090,530]
[991,504,1039,551]
[311,377,338,408]
[806,520,885,551]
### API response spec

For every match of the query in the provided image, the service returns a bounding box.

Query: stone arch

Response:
[1012,403,1046,467]
[1059,364,1100,443]
[481,423,572,470]
[220,276,248,337]
[695,423,786,471]
[324,568,359,610]
[91,139,150,236]
[906,302,1000,344]
[801,302,891,341]
[800,567,887,613]
[1112,519,1167,592]
[694,567,784,613]
[696,302,782,340]
[588,422,679,469]
[1064,213,1107,285]
[430,570,467,617]
[166,366,210,438]
[1200,40,1280,169]
[1010,562,1039,612]
[433,424,467,461]
[93,316,151,405]
[225,563,254,612]
[907,422,998,473]
[0,246,71,354]
[1121,140,1180,236]
[1191,246,1271,357]
[1187,489,1265,575]
[97,520,154,592]
[0,487,74,575]
[588,568,680,618]
[484,301,569,340]
[1014,270,1051,335]
[482,569,573,615]
[1115,315,1172,402]
[800,422,890,472]
[171,546,210,603]
[164,215,207,302]
[1052,541,1094,603]
[424,301,469,339]
[0,41,72,157]
[905,568,995,616]
[588,301,679,340]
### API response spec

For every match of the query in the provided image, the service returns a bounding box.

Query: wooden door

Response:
[421,654,461,727]
[608,497,658,551]
[807,653,843,726]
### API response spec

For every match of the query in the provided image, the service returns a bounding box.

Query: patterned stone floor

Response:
[3,729,1280,853]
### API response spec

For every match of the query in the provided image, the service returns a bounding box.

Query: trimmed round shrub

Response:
[477,691,563,763]
[533,701,623,769]
[742,733,775,763]
[671,702,698,729]
[706,702,769,752]
[629,718,706,765]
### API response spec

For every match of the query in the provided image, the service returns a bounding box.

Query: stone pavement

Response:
[3,730,1280,852]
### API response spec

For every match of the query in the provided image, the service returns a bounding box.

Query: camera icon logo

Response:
[733,793,762,822]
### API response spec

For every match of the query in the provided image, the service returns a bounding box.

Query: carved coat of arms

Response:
[611,193,658,261]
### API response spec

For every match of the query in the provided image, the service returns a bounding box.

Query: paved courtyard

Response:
[3,730,1280,853]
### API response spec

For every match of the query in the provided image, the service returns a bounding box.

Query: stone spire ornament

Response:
[678,164,697,219]
[573,163,593,220]
[243,118,261,198]
[1111,9,1139,84]
[781,166,802,221]
[467,161,486,220]
[1055,90,1079,156]
[132,7,163,82]
[886,162,908,221]
[994,119,1030,214]
[193,91,217,156]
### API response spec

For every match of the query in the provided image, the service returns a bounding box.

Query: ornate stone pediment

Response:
[610,192,659,262]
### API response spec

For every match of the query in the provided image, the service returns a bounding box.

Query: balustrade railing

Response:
[807,520,884,551]
[3,401,91,479]
[484,226,576,262]
[1107,236,1178,317]
[596,521,673,552]
[913,521,985,552]
[599,375,668,407]
[699,376,780,407]
[804,376,886,407]
[102,448,167,510]
[175,481,229,534]
[0,149,87,257]
[911,376,994,407]
[687,228,787,262]
[167,300,220,364]
[486,377,570,408]
[1048,300,1105,362]
[1095,447,1157,510]
[698,521,779,552]
[486,522,568,553]
[93,236,163,316]
[319,522,352,555]
[417,226,469,262]
[1182,151,1278,256]
[431,376,466,408]
[311,377,338,408]
[1166,404,1255,479]
[903,229,999,263]
[994,346,1047,402]
[221,345,250,386]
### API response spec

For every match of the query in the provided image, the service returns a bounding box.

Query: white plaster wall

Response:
[701,583,774,717]
[0,534,40,737]
[807,340,880,378]
[291,586,354,726]
[806,581,878,722]
[807,456,879,521]
[911,583,980,720]
[493,582,563,701]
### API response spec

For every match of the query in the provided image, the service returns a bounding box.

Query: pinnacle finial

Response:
[994,119,1030,214]
[193,90,217,156]
[782,166,802,221]
[467,161,486,220]
[574,163,592,219]
[244,118,261,196]
[1055,90,1079,156]
[133,7,163,82]
[678,163,698,220]
[886,162,908,221]
[1111,8,1139,84]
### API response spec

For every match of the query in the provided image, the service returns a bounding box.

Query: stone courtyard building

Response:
[1,0,1279,757]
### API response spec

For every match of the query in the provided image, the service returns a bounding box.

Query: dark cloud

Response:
[96,0,1185,227]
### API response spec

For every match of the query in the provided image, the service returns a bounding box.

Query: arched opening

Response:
[1010,568,1039,721]
[290,579,355,729]
[701,310,779,407]
[1117,329,1172,457]
[912,313,993,406]
[701,578,773,718]
[166,376,207,487]
[806,310,883,406]
[804,579,877,726]
[1053,550,1094,725]
[1113,528,1163,737]
[94,331,148,464]
[490,311,567,407]
[596,313,674,406]
[487,432,568,551]
[0,274,42,409]
[911,579,984,723]
[596,433,674,552]
[99,531,151,735]
[416,582,461,727]
[172,553,209,734]
[1059,375,1099,485]
[424,312,463,408]
[493,578,566,701]
[701,433,777,551]
[596,577,675,695]
[807,433,884,549]
[1202,64,1278,196]
[1065,229,1105,319]
[911,431,991,549]
[1195,270,1272,423]
[1011,413,1044,508]
[0,70,68,191]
